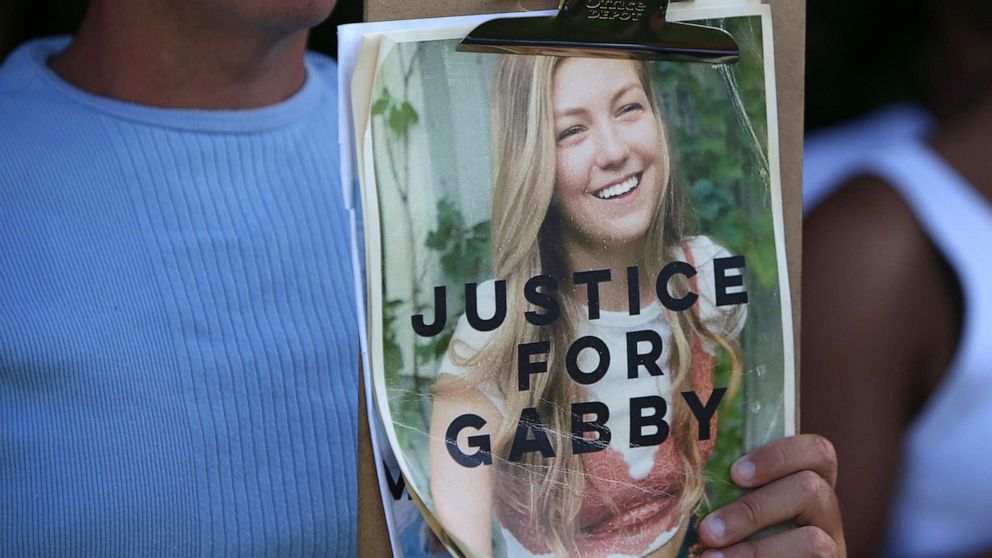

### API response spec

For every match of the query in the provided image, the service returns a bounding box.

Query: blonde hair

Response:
[439,56,740,556]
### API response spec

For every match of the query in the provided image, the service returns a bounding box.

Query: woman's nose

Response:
[594,122,629,170]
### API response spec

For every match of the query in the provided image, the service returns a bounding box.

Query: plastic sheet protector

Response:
[339,3,794,555]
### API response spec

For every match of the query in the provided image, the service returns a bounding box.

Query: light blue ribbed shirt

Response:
[0,37,358,556]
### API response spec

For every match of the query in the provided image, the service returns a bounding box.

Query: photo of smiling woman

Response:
[428,55,747,558]
[359,12,791,558]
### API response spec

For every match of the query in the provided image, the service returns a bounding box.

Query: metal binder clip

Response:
[457,0,739,63]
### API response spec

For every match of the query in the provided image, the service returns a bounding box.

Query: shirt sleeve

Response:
[434,279,506,414]
[675,236,748,340]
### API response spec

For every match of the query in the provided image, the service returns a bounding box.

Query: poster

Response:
[342,4,793,556]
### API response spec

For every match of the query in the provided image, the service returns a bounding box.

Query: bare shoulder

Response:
[803,176,963,555]
[806,175,929,271]
[803,176,928,408]
[804,175,959,374]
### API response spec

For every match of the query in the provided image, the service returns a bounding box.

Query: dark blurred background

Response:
[805,0,927,130]
[0,0,932,134]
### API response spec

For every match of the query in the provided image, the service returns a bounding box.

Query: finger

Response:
[730,434,838,489]
[697,470,842,548]
[699,526,843,558]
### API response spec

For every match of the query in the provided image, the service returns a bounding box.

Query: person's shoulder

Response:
[0,38,76,151]
[804,104,933,211]
[438,279,502,368]
[676,235,732,265]
[0,44,36,94]
[299,51,339,133]
[469,278,501,311]
[449,279,502,343]
[803,176,960,411]
[674,235,747,337]
[435,279,507,413]
[806,176,929,272]
[806,175,954,303]
[804,175,954,318]
[0,37,67,96]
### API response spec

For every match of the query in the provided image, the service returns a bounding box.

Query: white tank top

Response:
[806,124,992,556]
[803,104,932,213]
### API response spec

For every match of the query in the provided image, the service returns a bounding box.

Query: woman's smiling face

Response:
[551,58,666,255]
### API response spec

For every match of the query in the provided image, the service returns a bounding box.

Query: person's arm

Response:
[694,175,960,558]
[801,178,960,556]
[429,377,500,557]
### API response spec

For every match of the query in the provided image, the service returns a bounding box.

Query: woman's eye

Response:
[557,126,584,142]
[619,103,644,116]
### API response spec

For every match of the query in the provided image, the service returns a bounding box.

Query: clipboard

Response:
[355,2,805,555]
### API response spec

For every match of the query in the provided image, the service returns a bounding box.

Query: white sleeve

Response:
[675,236,748,339]
[434,280,505,413]
[436,313,496,379]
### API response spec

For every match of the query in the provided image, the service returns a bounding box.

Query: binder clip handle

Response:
[458,0,739,64]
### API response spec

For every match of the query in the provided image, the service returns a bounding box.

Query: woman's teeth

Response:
[595,175,640,199]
